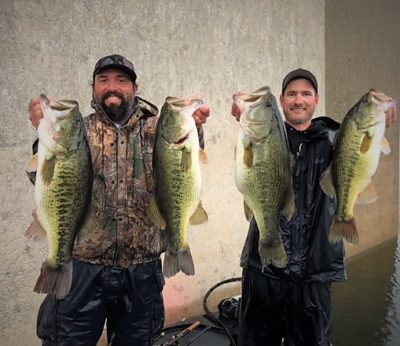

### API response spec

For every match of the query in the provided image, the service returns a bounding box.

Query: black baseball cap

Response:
[282,68,318,94]
[93,54,137,82]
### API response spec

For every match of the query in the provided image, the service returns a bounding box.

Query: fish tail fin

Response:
[163,251,179,278]
[259,238,288,270]
[330,218,359,244]
[34,260,73,299]
[178,247,195,276]
[163,247,195,278]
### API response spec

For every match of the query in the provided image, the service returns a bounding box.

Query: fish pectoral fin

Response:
[199,148,208,164]
[147,195,167,230]
[26,153,39,173]
[243,146,253,167]
[356,181,377,205]
[319,165,336,198]
[243,201,253,221]
[282,187,296,220]
[243,136,254,167]
[25,210,47,241]
[41,157,56,185]
[189,201,208,225]
[380,136,391,155]
[181,149,192,172]
[360,134,373,154]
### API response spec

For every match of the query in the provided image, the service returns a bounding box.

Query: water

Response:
[332,236,400,346]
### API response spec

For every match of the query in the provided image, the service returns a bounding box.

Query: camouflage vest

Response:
[72,97,168,267]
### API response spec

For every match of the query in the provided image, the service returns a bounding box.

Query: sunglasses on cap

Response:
[93,54,137,82]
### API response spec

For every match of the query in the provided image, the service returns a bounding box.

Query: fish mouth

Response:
[40,94,77,118]
[174,134,190,145]
[369,90,396,110]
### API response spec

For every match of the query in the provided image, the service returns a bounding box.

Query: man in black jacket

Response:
[232,69,397,346]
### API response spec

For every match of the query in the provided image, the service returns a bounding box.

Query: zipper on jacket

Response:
[112,125,121,266]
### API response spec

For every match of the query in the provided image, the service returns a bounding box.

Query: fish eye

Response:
[265,101,272,107]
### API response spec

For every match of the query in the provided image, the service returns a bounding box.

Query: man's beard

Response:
[97,92,135,123]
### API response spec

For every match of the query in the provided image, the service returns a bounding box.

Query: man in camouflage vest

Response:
[28,54,210,346]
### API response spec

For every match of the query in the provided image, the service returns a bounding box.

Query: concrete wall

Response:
[1,1,325,344]
[325,0,400,258]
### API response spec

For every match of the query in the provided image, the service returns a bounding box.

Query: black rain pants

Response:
[238,268,332,346]
[37,258,165,346]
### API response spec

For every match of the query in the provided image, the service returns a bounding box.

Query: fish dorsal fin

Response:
[147,195,166,230]
[26,153,39,173]
[244,200,253,221]
[319,165,336,198]
[199,148,208,164]
[41,157,56,185]
[181,149,192,172]
[356,181,377,205]
[381,136,391,155]
[189,201,208,225]
[25,210,47,241]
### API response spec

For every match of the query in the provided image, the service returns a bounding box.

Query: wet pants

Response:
[238,268,332,346]
[37,259,165,346]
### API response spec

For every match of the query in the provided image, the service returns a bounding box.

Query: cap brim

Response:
[282,70,318,93]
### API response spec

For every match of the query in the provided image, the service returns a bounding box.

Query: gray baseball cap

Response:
[282,68,318,94]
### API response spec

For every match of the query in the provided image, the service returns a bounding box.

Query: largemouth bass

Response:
[320,89,395,244]
[234,86,295,269]
[26,95,92,299]
[147,97,208,277]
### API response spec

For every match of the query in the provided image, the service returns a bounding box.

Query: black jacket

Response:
[240,117,347,283]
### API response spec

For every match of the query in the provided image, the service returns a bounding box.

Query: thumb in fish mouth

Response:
[385,108,397,128]
[231,92,246,121]
[384,101,397,128]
